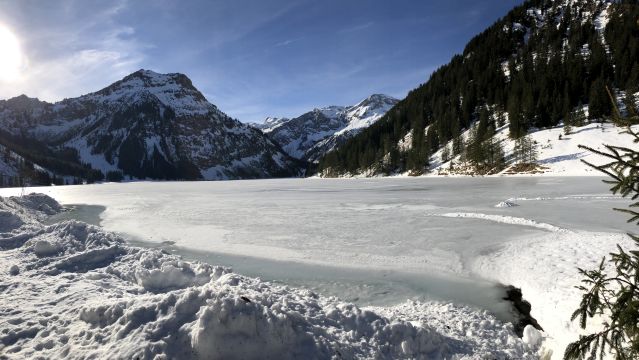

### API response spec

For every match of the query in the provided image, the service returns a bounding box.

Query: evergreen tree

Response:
[485,137,506,172]
[573,105,587,127]
[564,104,639,360]
[589,77,612,120]
[453,133,464,157]
[564,119,573,136]
[441,144,451,163]
[513,135,538,164]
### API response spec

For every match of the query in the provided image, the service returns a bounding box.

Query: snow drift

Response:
[0,194,541,359]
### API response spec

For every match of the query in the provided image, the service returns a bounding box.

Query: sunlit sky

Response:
[0,0,521,123]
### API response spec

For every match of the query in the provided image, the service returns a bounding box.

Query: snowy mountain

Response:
[256,94,398,162]
[250,117,289,132]
[0,70,300,181]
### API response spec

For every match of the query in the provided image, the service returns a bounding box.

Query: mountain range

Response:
[252,94,398,162]
[0,70,302,182]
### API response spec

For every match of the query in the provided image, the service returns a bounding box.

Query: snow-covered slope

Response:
[257,94,398,162]
[332,109,639,178]
[0,193,543,359]
[428,121,639,177]
[0,70,300,180]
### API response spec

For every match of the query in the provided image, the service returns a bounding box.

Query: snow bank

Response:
[370,301,539,359]
[473,230,635,358]
[0,194,541,359]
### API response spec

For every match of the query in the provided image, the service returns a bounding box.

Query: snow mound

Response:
[0,210,24,232]
[370,301,541,359]
[10,193,63,216]
[0,194,540,359]
[33,240,61,257]
[522,325,543,348]
[495,200,519,208]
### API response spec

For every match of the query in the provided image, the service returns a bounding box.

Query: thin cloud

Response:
[339,21,375,34]
[0,0,148,101]
[275,38,297,47]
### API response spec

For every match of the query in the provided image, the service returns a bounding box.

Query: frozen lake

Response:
[2,177,630,317]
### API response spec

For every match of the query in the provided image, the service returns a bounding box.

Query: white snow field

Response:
[427,122,638,177]
[0,176,635,358]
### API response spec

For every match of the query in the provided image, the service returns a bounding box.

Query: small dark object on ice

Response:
[240,296,251,303]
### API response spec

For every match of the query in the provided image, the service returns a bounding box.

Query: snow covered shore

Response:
[0,194,541,359]
[474,229,635,359]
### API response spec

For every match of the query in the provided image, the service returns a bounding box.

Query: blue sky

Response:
[0,0,522,122]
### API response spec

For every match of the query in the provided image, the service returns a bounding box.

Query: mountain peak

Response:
[366,93,394,101]
[355,94,398,108]
[316,105,346,119]
[251,117,290,132]
[90,69,211,116]
[123,69,195,89]
[0,69,300,181]
[0,94,48,111]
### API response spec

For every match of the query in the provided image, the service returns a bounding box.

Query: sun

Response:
[0,25,23,82]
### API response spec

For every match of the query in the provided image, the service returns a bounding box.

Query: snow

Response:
[594,3,610,35]
[398,129,413,152]
[473,230,634,359]
[370,301,539,359]
[66,137,120,173]
[429,122,639,177]
[318,105,346,119]
[432,212,567,232]
[522,325,543,348]
[495,200,518,208]
[251,117,289,133]
[0,193,543,359]
[335,94,398,136]
[501,61,510,78]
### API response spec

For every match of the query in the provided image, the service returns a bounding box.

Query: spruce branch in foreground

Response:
[564,92,639,360]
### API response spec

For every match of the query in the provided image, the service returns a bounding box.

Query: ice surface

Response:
[0,176,633,358]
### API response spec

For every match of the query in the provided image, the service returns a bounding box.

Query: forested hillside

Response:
[318,0,639,176]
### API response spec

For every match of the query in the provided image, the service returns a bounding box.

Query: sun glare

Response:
[0,25,23,82]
